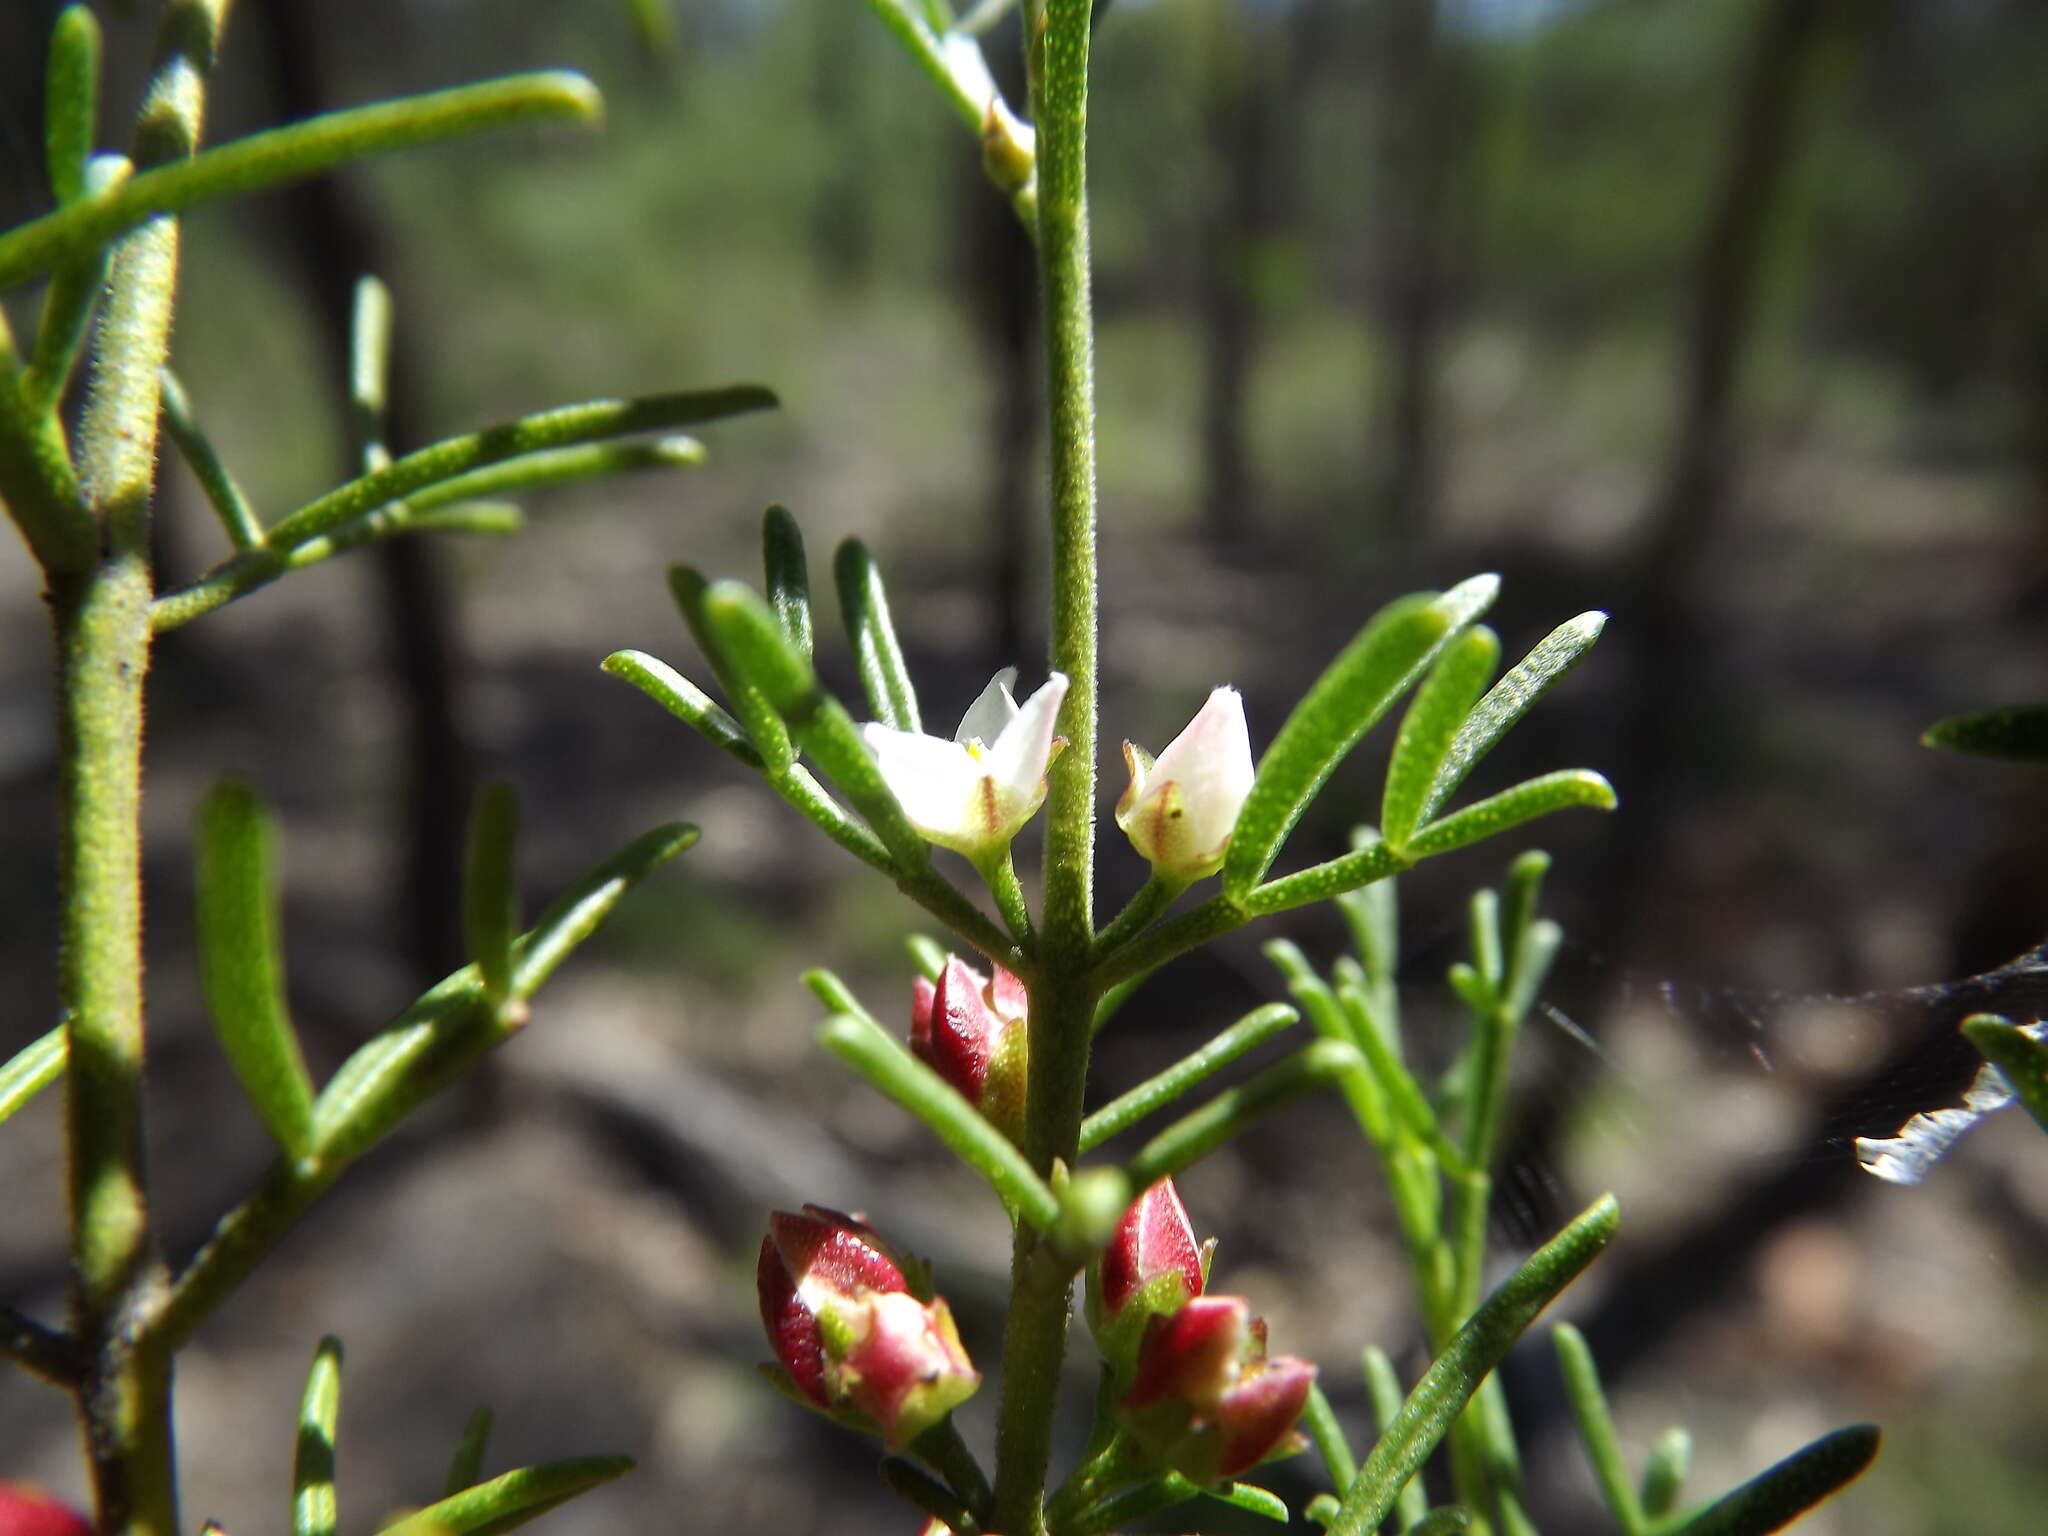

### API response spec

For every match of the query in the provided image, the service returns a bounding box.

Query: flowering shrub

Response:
[0,2,1886,1535]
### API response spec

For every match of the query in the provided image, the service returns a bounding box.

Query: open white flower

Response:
[864,668,1069,863]
[1116,686,1255,882]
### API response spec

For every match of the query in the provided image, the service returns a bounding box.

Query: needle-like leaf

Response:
[1400,770,1617,861]
[601,649,764,768]
[1655,1425,1878,1536]
[0,73,607,292]
[1961,1014,2048,1135]
[372,1457,634,1536]
[159,369,264,550]
[1640,1427,1693,1522]
[463,783,521,1007]
[1224,576,1498,899]
[1124,1039,1366,1188]
[43,6,100,205]
[1382,626,1499,849]
[195,781,317,1160]
[762,505,815,658]
[669,566,797,774]
[835,537,922,733]
[292,1337,342,1536]
[0,1025,67,1127]
[1329,1195,1621,1535]
[446,1409,494,1498]
[1554,1324,1644,1536]
[1922,702,2048,762]
[1079,1002,1299,1152]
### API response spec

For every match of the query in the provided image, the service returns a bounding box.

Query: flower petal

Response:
[865,723,986,842]
[986,672,1069,807]
[954,666,1021,747]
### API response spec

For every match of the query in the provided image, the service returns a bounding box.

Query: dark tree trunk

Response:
[257,0,473,988]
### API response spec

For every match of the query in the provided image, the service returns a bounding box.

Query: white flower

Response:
[1116,686,1255,882]
[864,668,1069,863]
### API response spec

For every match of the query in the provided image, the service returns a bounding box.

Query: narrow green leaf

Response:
[762,505,814,658]
[1640,1428,1692,1521]
[311,823,696,1162]
[1404,1511,1475,1535]
[1401,770,1617,861]
[1554,1324,1643,1536]
[1419,612,1606,826]
[406,436,705,512]
[1080,1003,1298,1152]
[463,783,520,1006]
[906,934,950,981]
[372,1457,633,1536]
[1125,1040,1365,1189]
[1922,703,2048,763]
[1266,941,1391,1144]
[350,275,395,448]
[446,1409,494,1498]
[602,648,763,768]
[159,369,265,549]
[1382,626,1499,848]
[817,1010,1060,1229]
[1224,576,1498,898]
[44,5,100,205]
[1330,1195,1621,1536]
[699,579,931,867]
[1203,1480,1291,1522]
[834,538,923,732]
[879,1457,977,1534]
[293,1337,343,1536]
[0,73,606,293]
[196,781,317,1160]
[0,1025,67,1126]
[669,568,797,774]
[1242,838,1411,916]
[154,387,775,628]
[1307,1493,1342,1529]
[1657,1425,1878,1536]
[1962,1014,2048,1135]
[1303,1382,1358,1494]
[1363,1347,1429,1531]
[1335,981,1466,1178]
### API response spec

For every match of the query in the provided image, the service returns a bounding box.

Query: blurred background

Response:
[3,0,2047,1531]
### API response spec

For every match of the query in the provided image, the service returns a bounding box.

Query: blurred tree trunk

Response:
[1197,0,1275,545]
[257,0,473,988]
[1369,0,1465,542]
[963,18,1037,670]
[812,0,875,289]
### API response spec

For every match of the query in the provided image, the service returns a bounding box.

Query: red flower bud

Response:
[1118,1295,1316,1484]
[0,1484,92,1536]
[758,1206,980,1450]
[909,956,1029,1141]
[1087,1177,1210,1377]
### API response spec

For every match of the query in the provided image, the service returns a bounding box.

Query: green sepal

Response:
[835,538,922,732]
[1224,577,1498,899]
[1962,1014,2048,1134]
[293,1336,343,1536]
[1086,1265,1201,1384]
[445,1408,494,1498]
[1419,612,1606,825]
[762,505,814,658]
[0,1024,67,1126]
[1327,1195,1620,1536]
[669,567,797,774]
[1922,703,2048,762]
[195,780,318,1160]
[1382,625,1499,848]
[370,1456,634,1536]
[1656,1424,1878,1536]
[1400,770,1617,860]
[462,782,521,1007]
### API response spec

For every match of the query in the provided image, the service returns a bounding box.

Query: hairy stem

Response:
[59,4,235,1532]
[989,4,1100,1531]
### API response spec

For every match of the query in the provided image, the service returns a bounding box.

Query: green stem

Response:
[1088,872,1184,960]
[988,4,1102,1531]
[59,6,236,1531]
[983,849,1037,946]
